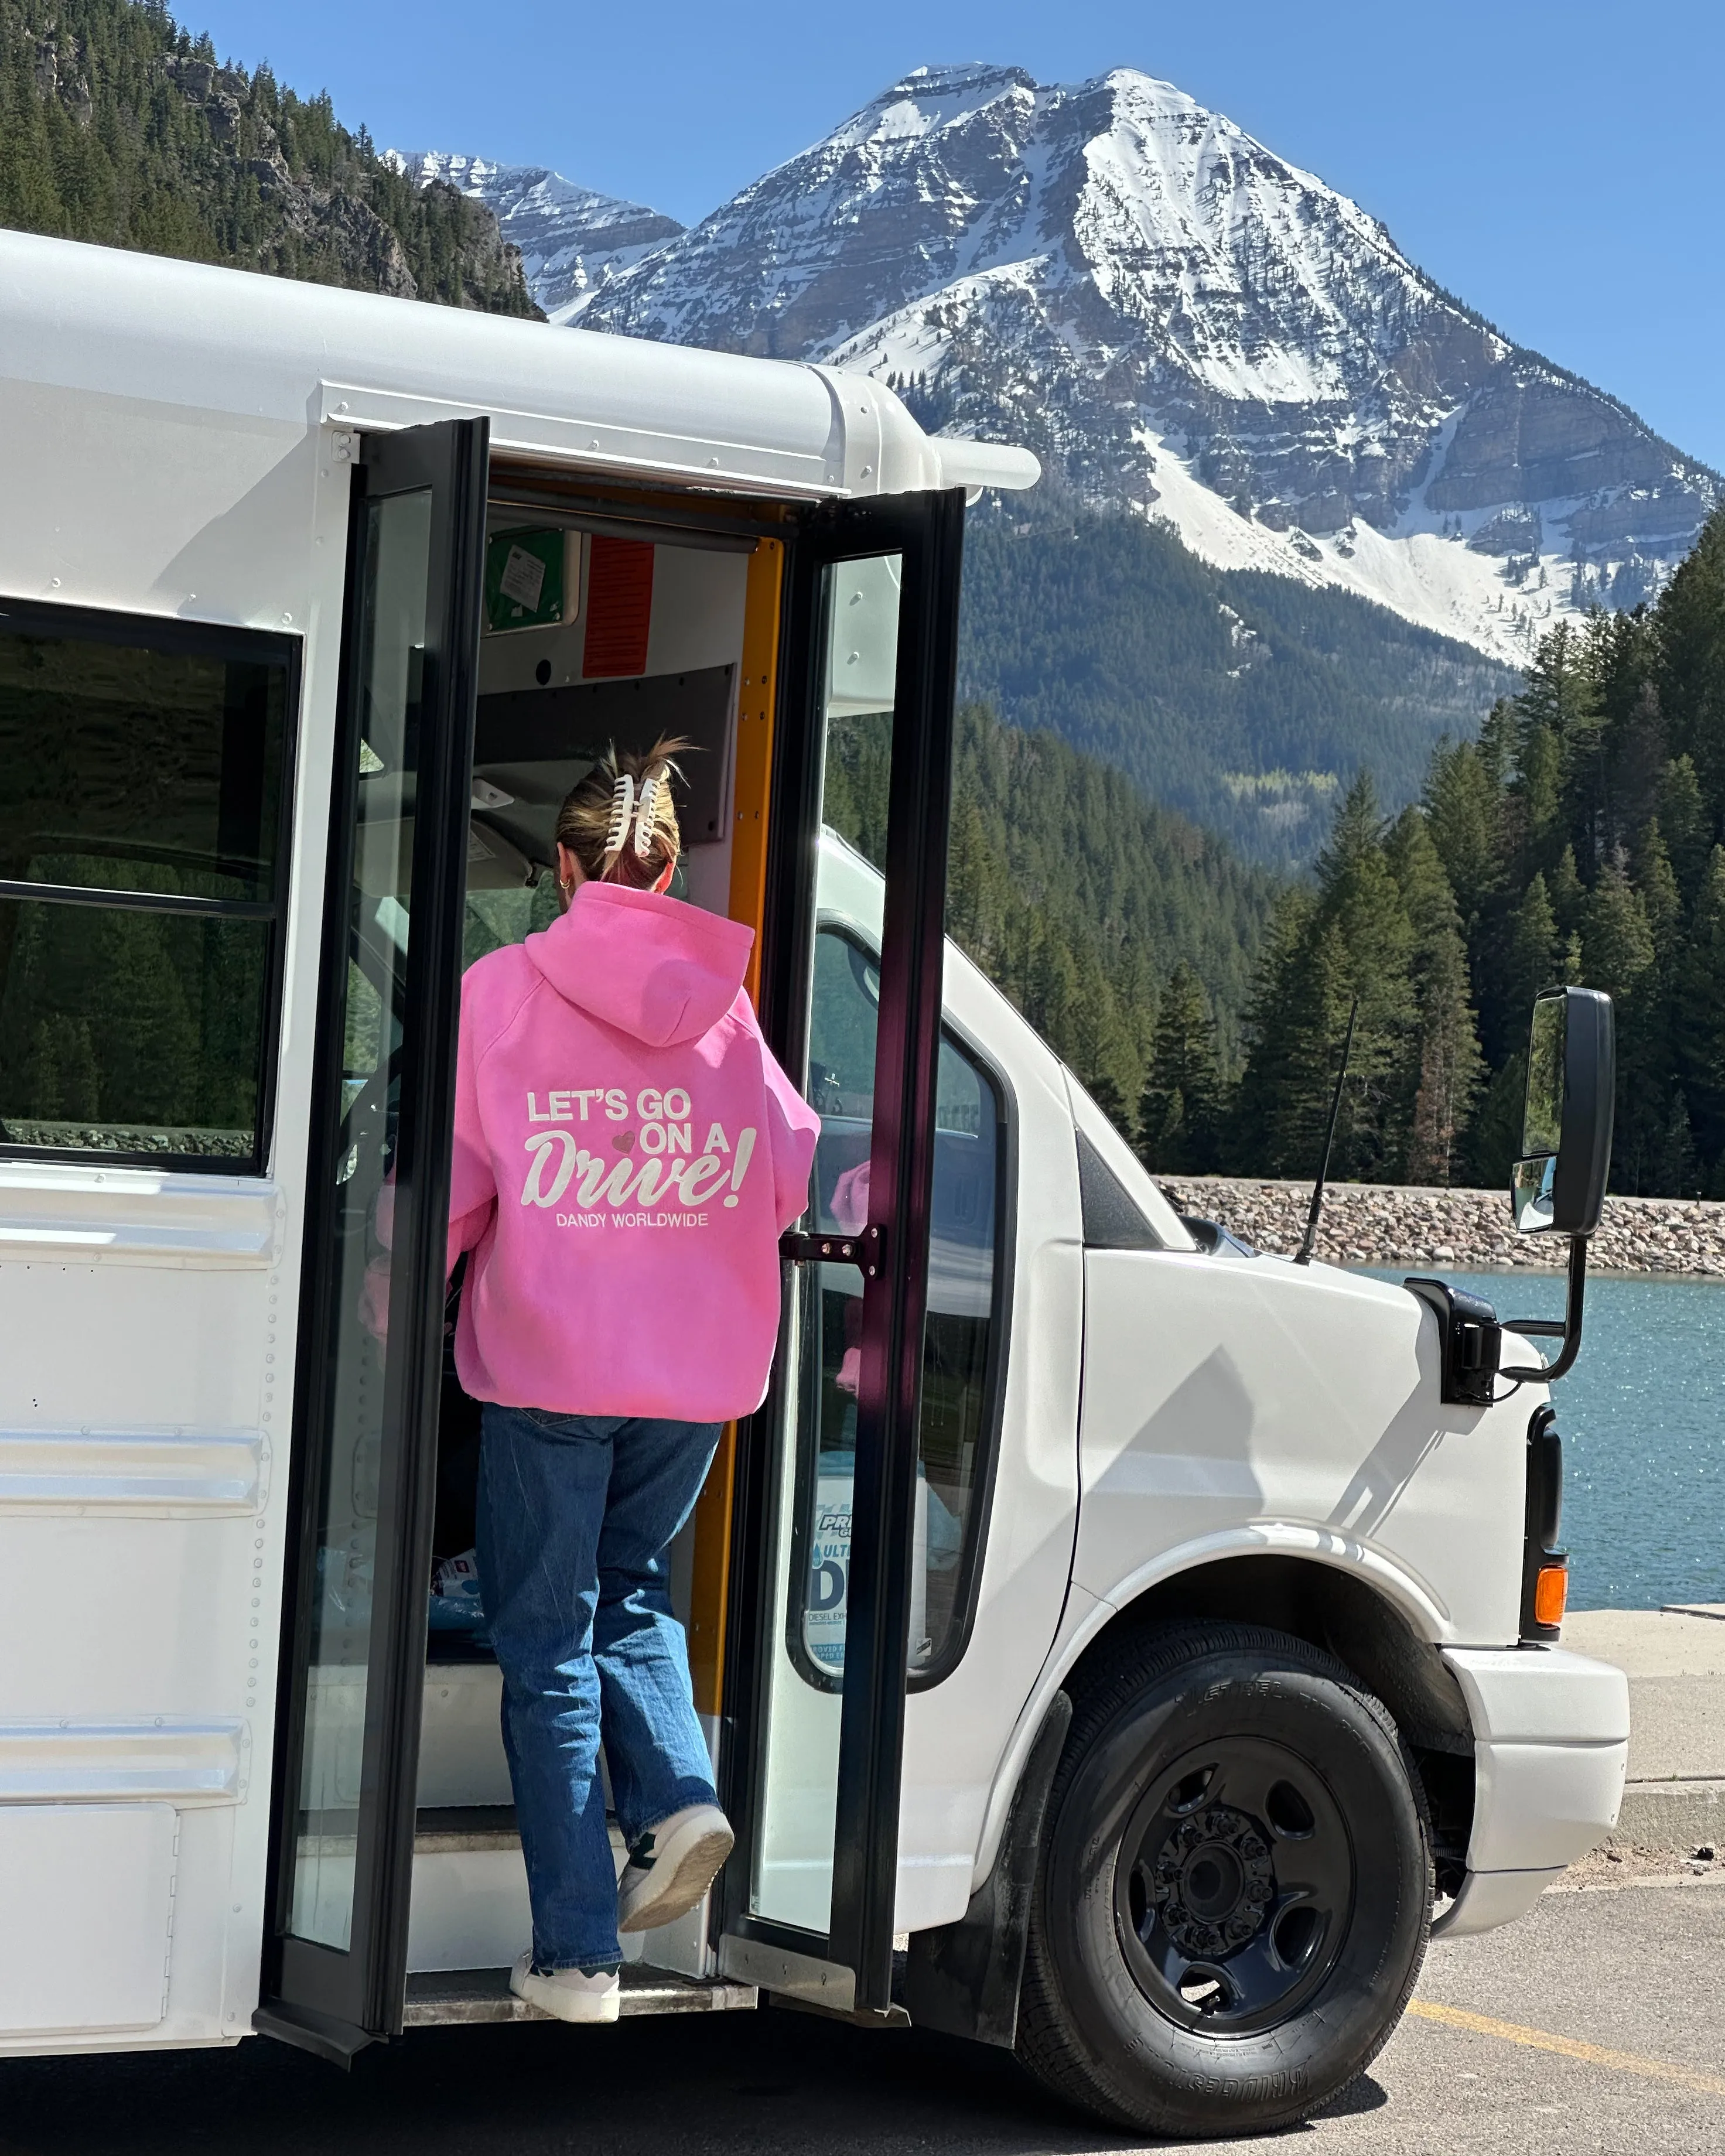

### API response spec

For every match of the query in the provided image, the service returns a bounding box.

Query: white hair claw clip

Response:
[602,770,636,869]
[635,769,665,858]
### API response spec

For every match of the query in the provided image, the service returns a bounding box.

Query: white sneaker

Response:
[510,1950,621,2024]
[616,1803,735,1933]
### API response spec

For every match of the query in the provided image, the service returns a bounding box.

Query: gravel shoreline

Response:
[1157,1177,1725,1277]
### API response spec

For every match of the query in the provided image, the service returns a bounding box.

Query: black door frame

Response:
[258,418,490,2062]
[719,488,968,2015]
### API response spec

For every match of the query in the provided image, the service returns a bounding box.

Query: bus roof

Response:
[0,229,1040,504]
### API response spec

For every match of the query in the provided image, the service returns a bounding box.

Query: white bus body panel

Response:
[0,264,350,2045]
[1074,1250,1528,1645]
[0,227,1037,528]
[0,1182,302,2053]
[0,1804,179,2041]
[1432,1644,1630,1932]
[894,967,1083,1929]
[812,837,1084,1934]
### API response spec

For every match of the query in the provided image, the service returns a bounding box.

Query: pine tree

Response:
[1229,897,1354,1178]
[1344,514,1725,1197]
[1085,1073,1135,1144]
[937,701,1275,1119]
[1548,843,1584,939]
[1606,666,1667,849]
[1502,873,1563,1016]
[1580,866,1656,1008]
[1633,821,1682,953]
[1463,1053,1528,1189]
[1423,734,1500,925]
[1063,944,1138,1136]
[0,0,538,313]
[1674,848,1725,1190]
[1310,775,1418,1178]
[1136,961,1223,1173]
[1658,509,1725,818]
[1604,826,1685,1194]
[1406,929,1483,1184]
[1510,713,1565,867]
[1388,809,1484,1184]
[1661,754,1710,902]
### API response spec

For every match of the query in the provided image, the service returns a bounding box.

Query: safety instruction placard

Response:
[484,527,568,634]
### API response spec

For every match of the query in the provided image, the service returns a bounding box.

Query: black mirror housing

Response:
[1511,987,1614,1237]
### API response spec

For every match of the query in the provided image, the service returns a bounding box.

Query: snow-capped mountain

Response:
[384,151,682,324]
[402,66,1717,665]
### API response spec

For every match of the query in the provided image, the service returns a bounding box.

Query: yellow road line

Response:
[1409,1999,1725,2099]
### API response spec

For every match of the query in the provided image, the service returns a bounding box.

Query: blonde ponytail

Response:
[556,735,691,890]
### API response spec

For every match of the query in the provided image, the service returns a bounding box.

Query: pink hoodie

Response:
[446,882,820,1421]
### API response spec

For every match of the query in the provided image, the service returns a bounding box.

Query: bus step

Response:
[413,1806,631,1859]
[415,1804,520,1850]
[403,1966,758,2025]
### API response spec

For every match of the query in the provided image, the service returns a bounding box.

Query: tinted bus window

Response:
[803,926,1007,1680]
[0,605,296,1170]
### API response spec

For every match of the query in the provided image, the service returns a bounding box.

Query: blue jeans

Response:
[476,1404,722,1972]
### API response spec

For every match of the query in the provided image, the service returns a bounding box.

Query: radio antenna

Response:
[1295,996,1358,1267]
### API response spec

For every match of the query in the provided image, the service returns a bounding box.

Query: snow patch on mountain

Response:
[1133,429,1569,663]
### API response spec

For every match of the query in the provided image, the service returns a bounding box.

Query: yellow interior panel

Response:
[687,534,784,1718]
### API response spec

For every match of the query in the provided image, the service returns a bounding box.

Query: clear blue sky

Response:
[189,0,1724,470]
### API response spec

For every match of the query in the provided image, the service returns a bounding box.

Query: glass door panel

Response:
[261,418,488,2060]
[795,934,1004,1681]
[731,488,966,2018]
[288,485,432,1950]
[750,552,903,1935]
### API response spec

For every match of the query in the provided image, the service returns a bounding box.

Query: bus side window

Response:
[804,926,1006,1680]
[0,604,296,1174]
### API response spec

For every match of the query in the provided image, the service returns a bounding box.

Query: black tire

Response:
[1016,1621,1431,2139]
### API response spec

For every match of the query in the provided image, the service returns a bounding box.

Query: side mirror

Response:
[1511,987,1615,1237]
[1501,986,1614,1387]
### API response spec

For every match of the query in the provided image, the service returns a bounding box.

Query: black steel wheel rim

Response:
[1112,1735,1355,2036]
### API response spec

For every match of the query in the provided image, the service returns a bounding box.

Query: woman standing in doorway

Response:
[446,737,819,2023]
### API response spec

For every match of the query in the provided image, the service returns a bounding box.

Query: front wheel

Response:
[1017,1622,1431,2138]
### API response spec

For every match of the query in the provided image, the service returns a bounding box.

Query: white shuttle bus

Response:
[0,228,1629,2138]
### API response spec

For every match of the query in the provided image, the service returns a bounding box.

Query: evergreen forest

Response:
[818,699,1279,1135]
[0,0,537,310]
[942,703,1277,1122]
[1132,511,1725,1200]
[959,509,1517,866]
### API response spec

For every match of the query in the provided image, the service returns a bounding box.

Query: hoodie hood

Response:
[525,880,754,1046]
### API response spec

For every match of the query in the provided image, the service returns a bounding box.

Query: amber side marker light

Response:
[1534,1564,1569,1630]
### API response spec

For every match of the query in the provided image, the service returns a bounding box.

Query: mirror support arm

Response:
[1501,1234,1588,1384]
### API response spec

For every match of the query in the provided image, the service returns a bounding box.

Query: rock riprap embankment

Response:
[1157,1178,1725,1276]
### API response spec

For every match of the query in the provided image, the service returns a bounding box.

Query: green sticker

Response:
[484,527,565,633]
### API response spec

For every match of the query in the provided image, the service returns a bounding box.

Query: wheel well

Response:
[1071,1556,1476,1891]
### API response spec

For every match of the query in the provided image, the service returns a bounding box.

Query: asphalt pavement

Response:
[2,1864,1721,2156]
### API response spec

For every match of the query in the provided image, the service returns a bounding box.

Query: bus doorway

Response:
[257,419,966,2058]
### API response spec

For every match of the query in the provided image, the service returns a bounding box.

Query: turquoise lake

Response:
[1365,1269,1725,1611]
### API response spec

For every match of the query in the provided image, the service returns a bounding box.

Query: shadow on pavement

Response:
[0,2007,1153,2156]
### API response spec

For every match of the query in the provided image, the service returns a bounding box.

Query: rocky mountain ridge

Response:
[383,151,681,322]
[404,61,1717,664]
